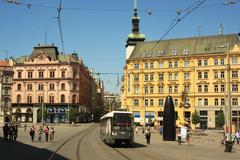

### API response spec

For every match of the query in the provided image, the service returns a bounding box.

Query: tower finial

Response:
[134,0,138,15]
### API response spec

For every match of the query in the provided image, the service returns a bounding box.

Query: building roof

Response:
[0,60,9,66]
[129,34,240,59]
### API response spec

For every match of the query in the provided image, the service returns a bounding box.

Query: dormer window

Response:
[157,50,164,56]
[172,49,178,55]
[183,48,189,55]
[134,63,139,69]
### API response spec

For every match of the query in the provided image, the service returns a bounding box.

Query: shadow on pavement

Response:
[113,142,147,148]
[0,137,68,160]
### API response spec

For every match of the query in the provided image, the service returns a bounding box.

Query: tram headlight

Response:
[112,132,117,135]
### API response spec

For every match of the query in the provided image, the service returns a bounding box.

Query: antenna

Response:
[45,28,47,45]
[197,26,203,36]
[219,23,224,35]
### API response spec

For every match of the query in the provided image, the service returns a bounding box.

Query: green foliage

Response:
[216,108,225,128]
[37,106,47,123]
[68,107,77,123]
[191,110,200,125]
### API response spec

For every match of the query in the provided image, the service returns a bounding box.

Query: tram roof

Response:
[100,111,132,120]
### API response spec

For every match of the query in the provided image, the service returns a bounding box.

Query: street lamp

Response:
[225,42,232,152]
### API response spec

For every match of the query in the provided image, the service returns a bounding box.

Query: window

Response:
[61,83,66,90]
[18,72,22,78]
[184,85,190,92]
[204,98,208,106]
[61,71,66,78]
[134,99,139,106]
[174,73,178,80]
[38,84,43,90]
[204,72,208,79]
[134,74,139,82]
[158,86,164,93]
[174,61,178,68]
[72,95,77,104]
[198,60,202,66]
[150,86,154,94]
[134,87,139,94]
[232,57,238,64]
[168,86,173,93]
[27,84,32,91]
[221,98,225,106]
[150,99,154,106]
[174,86,178,93]
[220,59,224,65]
[17,84,21,90]
[61,95,65,103]
[158,73,164,81]
[73,83,77,90]
[184,60,189,67]
[150,63,154,69]
[39,71,44,78]
[5,77,10,83]
[134,63,139,69]
[50,71,55,78]
[221,85,225,92]
[145,99,148,106]
[144,86,148,94]
[214,98,219,106]
[158,61,164,68]
[204,60,208,66]
[145,63,148,69]
[214,71,218,79]
[49,95,54,103]
[174,99,178,106]
[169,73,173,80]
[198,85,202,92]
[183,48,189,55]
[214,59,218,65]
[184,72,190,80]
[27,95,32,103]
[198,98,202,106]
[150,74,154,81]
[232,84,238,92]
[17,95,21,103]
[38,95,43,103]
[73,70,77,78]
[158,99,164,106]
[144,74,148,81]
[214,85,219,92]
[168,62,172,68]
[204,85,208,92]
[49,83,55,90]
[232,71,238,78]
[172,49,178,55]
[220,71,225,78]
[232,98,238,106]
[198,72,202,79]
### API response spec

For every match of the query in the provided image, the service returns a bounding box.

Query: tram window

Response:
[113,113,131,123]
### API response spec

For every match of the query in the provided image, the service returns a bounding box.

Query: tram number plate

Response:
[121,132,125,134]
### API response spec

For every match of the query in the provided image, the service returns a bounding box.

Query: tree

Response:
[191,110,200,125]
[68,107,77,123]
[37,107,47,123]
[216,108,225,129]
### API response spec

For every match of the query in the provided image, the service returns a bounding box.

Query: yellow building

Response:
[122,1,240,129]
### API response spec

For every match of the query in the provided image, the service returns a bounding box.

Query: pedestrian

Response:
[24,124,27,132]
[2,124,9,142]
[44,126,49,142]
[38,126,44,142]
[135,126,139,135]
[49,127,55,142]
[159,125,163,135]
[236,130,240,144]
[12,124,18,141]
[177,128,181,145]
[142,127,145,135]
[8,124,13,142]
[29,125,36,142]
[145,128,151,144]
[186,128,191,146]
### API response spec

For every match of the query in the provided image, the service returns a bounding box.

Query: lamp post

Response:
[225,42,232,152]
[41,84,45,127]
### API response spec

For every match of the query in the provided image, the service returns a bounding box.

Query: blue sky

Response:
[0,0,240,93]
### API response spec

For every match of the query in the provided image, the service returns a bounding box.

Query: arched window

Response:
[49,95,54,103]
[61,94,65,103]
[61,83,65,90]
[27,95,32,103]
[17,95,21,103]
[17,84,21,90]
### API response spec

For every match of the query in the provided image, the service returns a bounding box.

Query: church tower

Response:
[126,0,145,59]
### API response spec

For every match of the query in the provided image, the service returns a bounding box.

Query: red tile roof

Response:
[0,61,9,66]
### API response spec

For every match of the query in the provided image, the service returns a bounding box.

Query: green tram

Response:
[100,111,134,146]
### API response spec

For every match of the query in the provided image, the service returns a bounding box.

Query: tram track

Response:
[48,124,97,160]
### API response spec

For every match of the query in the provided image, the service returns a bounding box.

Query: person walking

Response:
[8,124,13,142]
[49,127,55,142]
[44,126,49,142]
[38,126,44,142]
[13,124,18,141]
[186,128,191,146]
[177,128,181,145]
[24,124,27,132]
[29,125,36,142]
[2,124,9,142]
[145,128,151,144]
[135,126,139,135]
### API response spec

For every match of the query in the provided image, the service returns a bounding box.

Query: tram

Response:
[100,111,134,146]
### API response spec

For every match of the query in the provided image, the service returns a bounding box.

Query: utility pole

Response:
[225,42,232,152]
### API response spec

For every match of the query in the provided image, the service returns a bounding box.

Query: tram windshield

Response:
[113,113,132,127]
